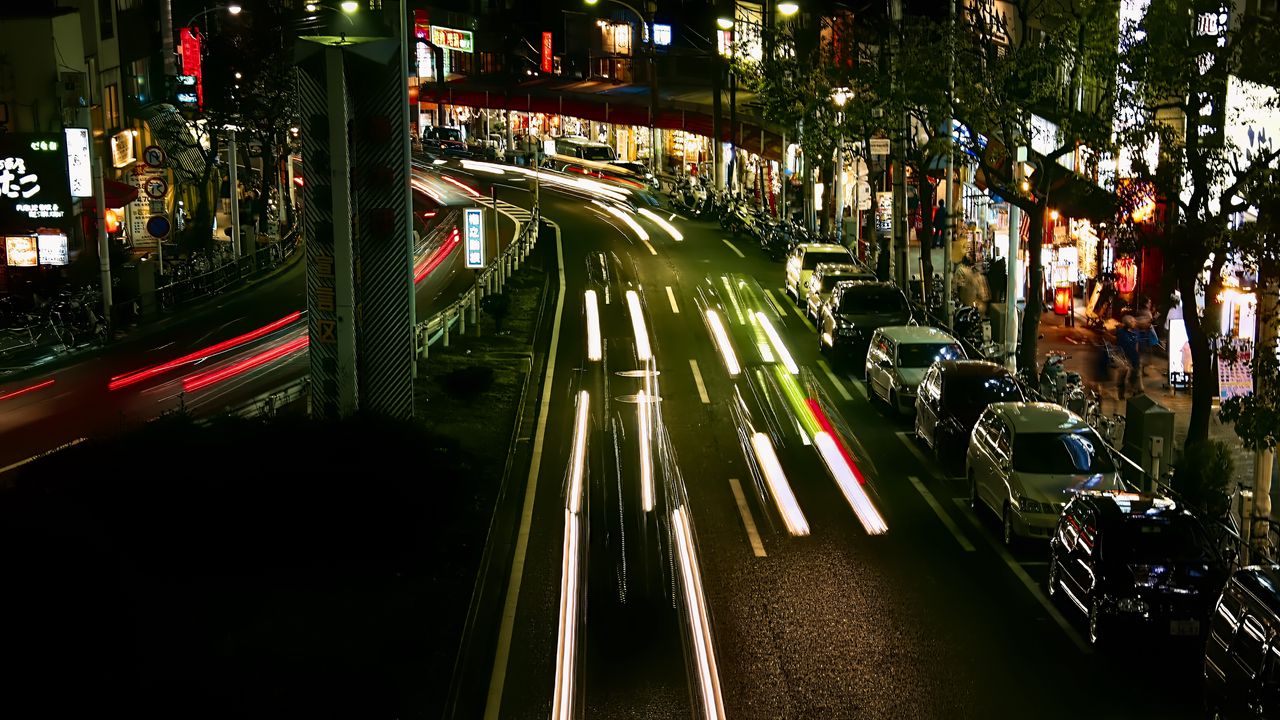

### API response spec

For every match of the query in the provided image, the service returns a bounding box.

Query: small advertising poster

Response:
[5,236,38,267]
[37,233,68,265]
[875,192,893,235]
[1217,338,1254,401]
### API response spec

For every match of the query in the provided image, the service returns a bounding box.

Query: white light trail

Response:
[754,311,798,374]
[705,309,740,377]
[638,389,654,513]
[750,432,810,536]
[637,207,683,241]
[592,200,650,242]
[625,290,652,362]
[673,506,727,720]
[568,391,590,514]
[814,431,889,535]
[551,509,582,720]
[460,159,507,175]
[584,290,602,362]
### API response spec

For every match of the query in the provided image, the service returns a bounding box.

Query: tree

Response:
[1116,0,1280,446]
[953,0,1120,371]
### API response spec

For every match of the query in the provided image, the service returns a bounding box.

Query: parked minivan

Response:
[553,136,617,162]
[1205,564,1280,719]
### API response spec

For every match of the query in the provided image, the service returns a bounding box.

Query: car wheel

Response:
[1002,503,1017,547]
[1088,595,1106,645]
[1047,551,1060,598]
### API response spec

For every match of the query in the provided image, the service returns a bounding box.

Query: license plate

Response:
[1171,620,1201,636]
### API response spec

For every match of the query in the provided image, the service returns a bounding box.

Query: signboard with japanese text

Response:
[875,192,893,235]
[541,31,553,73]
[64,128,91,198]
[0,133,72,231]
[5,236,37,267]
[464,208,485,268]
[37,233,68,266]
[179,28,203,107]
[1218,338,1254,401]
[430,26,473,53]
[652,24,672,46]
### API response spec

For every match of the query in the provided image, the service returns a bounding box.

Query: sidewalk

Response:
[1035,299,1257,491]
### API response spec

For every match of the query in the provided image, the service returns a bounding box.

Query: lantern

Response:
[104,208,121,235]
[1114,256,1137,294]
[1054,284,1073,316]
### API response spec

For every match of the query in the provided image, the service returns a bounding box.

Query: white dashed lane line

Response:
[722,239,745,258]
[665,286,680,314]
[816,359,853,401]
[728,478,767,557]
[689,359,711,404]
[908,475,975,552]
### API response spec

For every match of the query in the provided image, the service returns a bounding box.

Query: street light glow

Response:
[716,17,734,30]
[585,0,600,4]
[227,3,242,14]
[340,0,359,12]
[832,86,852,107]
[305,2,317,10]
[778,1,800,16]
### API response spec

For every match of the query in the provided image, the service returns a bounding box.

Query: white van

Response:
[553,136,617,162]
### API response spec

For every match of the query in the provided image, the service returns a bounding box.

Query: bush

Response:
[441,365,495,399]
[1171,439,1235,519]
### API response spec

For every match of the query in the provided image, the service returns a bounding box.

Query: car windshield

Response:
[1120,515,1216,563]
[1013,430,1115,474]
[897,343,964,368]
[579,146,615,161]
[431,128,461,141]
[804,251,851,270]
[946,375,1023,410]
[840,288,905,314]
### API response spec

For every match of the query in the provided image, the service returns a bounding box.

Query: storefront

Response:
[0,132,78,296]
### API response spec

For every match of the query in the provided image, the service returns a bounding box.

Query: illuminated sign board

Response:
[64,128,91,198]
[37,233,68,265]
[430,26,473,53]
[652,24,672,46]
[179,28,203,107]
[0,133,72,229]
[464,208,485,268]
[541,31,553,73]
[5,236,37,267]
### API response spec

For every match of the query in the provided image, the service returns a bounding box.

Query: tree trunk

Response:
[917,171,936,311]
[1178,249,1225,448]
[1018,203,1046,372]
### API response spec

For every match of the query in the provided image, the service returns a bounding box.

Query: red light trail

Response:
[0,378,55,403]
[182,335,309,393]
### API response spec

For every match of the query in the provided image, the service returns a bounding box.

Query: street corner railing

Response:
[221,375,311,420]
[413,203,541,359]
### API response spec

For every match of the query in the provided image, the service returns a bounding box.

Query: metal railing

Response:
[414,203,541,358]
[150,226,302,313]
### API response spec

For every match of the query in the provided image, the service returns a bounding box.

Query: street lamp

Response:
[583,0,660,174]
[777,2,800,16]
[339,0,359,13]
[716,16,734,30]
[832,88,852,243]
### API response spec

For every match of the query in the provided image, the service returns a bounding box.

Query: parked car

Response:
[967,402,1123,545]
[804,262,876,320]
[785,243,855,303]
[817,281,912,356]
[1048,490,1227,646]
[915,360,1024,460]
[424,126,468,156]
[1205,564,1280,719]
[607,160,660,190]
[864,326,966,415]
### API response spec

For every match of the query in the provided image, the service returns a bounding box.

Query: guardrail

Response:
[150,225,302,313]
[414,203,541,358]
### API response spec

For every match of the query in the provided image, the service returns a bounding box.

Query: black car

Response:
[423,126,469,156]
[817,280,912,356]
[1205,564,1280,720]
[1048,490,1228,646]
[914,360,1024,460]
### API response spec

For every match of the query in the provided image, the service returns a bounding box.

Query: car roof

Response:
[1232,565,1280,620]
[814,263,870,276]
[1075,490,1180,520]
[986,401,1088,431]
[834,279,897,292]
[796,243,851,253]
[937,359,1011,378]
[875,325,959,344]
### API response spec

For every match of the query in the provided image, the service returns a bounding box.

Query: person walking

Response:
[1116,315,1144,399]
[954,255,978,308]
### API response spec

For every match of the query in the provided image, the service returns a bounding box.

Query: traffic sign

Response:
[143,145,167,167]
[144,176,168,199]
[146,215,171,239]
[870,138,891,156]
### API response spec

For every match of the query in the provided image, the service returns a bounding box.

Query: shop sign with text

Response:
[0,133,72,230]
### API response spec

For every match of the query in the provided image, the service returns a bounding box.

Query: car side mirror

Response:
[878,359,892,368]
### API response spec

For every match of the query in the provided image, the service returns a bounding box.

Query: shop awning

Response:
[79,178,139,210]
[974,137,1116,222]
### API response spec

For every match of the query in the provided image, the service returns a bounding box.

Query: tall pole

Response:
[326,45,358,416]
[1005,197,1021,372]
[889,0,907,289]
[228,128,241,260]
[1252,272,1278,551]
[93,155,114,334]
[944,0,956,328]
[835,117,845,243]
[712,40,724,191]
[728,59,737,194]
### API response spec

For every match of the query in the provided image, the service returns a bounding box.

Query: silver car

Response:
[804,262,876,320]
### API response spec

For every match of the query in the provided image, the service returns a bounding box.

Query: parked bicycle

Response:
[47,285,107,349]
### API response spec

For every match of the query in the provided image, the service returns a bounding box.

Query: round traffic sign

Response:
[145,176,168,199]
[143,145,167,167]
[146,215,171,239]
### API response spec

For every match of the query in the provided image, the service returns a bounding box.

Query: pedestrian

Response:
[954,255,978,307]
[986,255,1007,303]
[1116,315,1144,399]
[930,200,948,249]
[1133,296,1160,360]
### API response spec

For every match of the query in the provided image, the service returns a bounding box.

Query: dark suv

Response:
[423,126,468,156]
[1048,490,1228,646]
[1205,564,1280,720]
[817,280,912,356]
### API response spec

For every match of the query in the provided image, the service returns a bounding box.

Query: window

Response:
[840,287,905,314]
[897,343,965,368]
[1012,430,1117,475]
[129,58,149,104]
[116,0,141,10]
[103,83,121,131]
[1232,616,1269,677]
[99,0,113,39]
[479,51,502,75]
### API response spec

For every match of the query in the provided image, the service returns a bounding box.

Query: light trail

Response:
[637,207,683,241]
[182,334,309,393]
[109,311,303,390]
[705,309,740,377]
[672,506,727,720]
[415,227,460,283]
[625,290,652,362]
[749,432,810,536]
[567,391,590,514]
[460,159,507,175]
[592,200,650,243]
[550,509,582,720]
[814,431,888,535]
[409,177,446,204]
[0,378,55,403]
[439,173,482,198]
[638,388,654,513]
[755,311,798,374]
[584,290,602,361]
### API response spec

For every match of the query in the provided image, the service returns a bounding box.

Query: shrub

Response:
[1171,439,1234,519]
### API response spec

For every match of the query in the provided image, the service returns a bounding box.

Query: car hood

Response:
[897,368,926,389]
[1126,561,1226,596]
[1016,472,1123,503]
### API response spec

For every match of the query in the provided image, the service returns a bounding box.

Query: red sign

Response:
[541,31,553,74]
[413,9,429,39]
[179,28,203,107]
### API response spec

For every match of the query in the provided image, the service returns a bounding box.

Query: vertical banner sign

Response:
[465,207,485,268]
[179,28,203,107]
[541,31,553,73]
[64,128,91,198]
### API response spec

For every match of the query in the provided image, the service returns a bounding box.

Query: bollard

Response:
[470,291,479,328]
[458,300,467,335]
[421,328,429,359]
[443,311,451,348]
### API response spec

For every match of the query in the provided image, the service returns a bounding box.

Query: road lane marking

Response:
[728,478,767,557]
[689,359,711,404]
[787,302,815,331]
[722,239,745,258]
[816,359,853,401]
[642,239,658,255]
[763,289,787,317]
[908,475,975,552]
[851,378,868,399]
[486,220,565,718]
[952,497,1092,654]
[665,285,681,314]
[895,431,942,480]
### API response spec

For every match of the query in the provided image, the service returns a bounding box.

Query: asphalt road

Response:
[0,169,517,473]
[482,182,1208,720]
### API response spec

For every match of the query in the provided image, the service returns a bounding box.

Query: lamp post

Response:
[832,87,851,246]
[586,0,659,174]
[716,15,736,194]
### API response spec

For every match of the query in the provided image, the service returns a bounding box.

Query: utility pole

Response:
[944,0,956,328]
[1004,156,1023,373]
[228,127,241,260]
[889,0,908,289]
[1252,272,1278,552]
